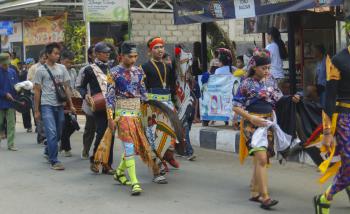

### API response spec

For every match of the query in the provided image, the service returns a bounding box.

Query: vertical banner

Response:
[84,0,129,22]
[23,14,67,46]
[199,75,236,121]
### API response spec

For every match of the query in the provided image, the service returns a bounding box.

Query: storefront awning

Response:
[0,0,45,12]
[173,0,344,25]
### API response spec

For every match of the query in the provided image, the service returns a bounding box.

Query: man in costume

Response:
[313,44,350,213]
[78,42,114,174]
[76,46,96,160]
[106,42,156,195]
[141,37,180,174]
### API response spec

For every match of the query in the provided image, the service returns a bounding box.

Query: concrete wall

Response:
[130,12,262,62]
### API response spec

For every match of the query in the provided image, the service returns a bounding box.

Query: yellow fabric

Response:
[322,111,332,130]
[239,118,248,164]
[325,55,341,81]
[336,101,350,109]
[233,69,246,77]
[318,113,340,183]
[10,58,19,70]
[319,162,341,184]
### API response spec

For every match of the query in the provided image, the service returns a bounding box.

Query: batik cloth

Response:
[328,113,350,199]
[233,74,282,109]
[106,65,147,110]
[239,113,275,163]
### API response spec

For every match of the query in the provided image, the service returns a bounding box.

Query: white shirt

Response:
[214,66,232,75]
[266,42,284,79]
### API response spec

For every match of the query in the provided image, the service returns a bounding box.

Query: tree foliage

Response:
[64,21,86,64]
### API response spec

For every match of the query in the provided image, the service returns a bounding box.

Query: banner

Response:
[199,75,239,121]
[174,0,343,25]
[23,14,67,46]
[84,0,129,22]
[0,21,13,35]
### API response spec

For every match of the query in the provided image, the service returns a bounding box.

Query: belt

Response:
[336,101,350,109]
[147,93,171,101]
[115,109,141,117]
[249,112,272,117]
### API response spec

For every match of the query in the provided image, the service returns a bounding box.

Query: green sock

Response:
[125,157,139,185]
[117,155,126,175]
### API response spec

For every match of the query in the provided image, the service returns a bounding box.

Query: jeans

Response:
[184,120,194,156]
[41,105,65,165]
[60,113,76,152]
[83,114,96,155]
[91,110,114,166]
[0,109,15,148]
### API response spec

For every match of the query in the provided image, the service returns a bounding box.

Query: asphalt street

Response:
[0,122,349,214]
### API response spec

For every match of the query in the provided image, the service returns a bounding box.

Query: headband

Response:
[121,42,138,54]
[148,37,165,50]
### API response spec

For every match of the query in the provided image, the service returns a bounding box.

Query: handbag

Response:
[44,64,68,102]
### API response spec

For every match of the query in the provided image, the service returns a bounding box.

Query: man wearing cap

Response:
[141,37,181,173]
[106,42,162,195]
[79,42,115,174]
[0,53,19,151]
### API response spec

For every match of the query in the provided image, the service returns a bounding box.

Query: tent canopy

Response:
[173,0,344,25]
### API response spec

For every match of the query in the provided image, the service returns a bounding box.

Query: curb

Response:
[190,125,316,166]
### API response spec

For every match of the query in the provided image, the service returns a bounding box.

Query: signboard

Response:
[84,0,129,22]
[199,75,237,121]
[23,14,67,46]
[0,21,13,35]
[9,22,23,43]
[174,0,343,25]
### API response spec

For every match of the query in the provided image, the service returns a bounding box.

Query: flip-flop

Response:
[249,195,262,203]
[260,198,279,210]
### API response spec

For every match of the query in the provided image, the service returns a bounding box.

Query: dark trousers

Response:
[60,114,76,152]
[83,114,96,154]
[22,110,32,129]
[91,110,114,166]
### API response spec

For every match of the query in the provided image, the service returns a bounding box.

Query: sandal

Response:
[131,183,143,196]
[113,172,131,186]
[249,195,262,203]
[313,194,330,214]
[260,198,279,210]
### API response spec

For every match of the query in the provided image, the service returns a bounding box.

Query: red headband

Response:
[149,37,165,50]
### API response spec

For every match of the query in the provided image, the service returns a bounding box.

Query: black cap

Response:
[121,42,138,54]
[94,42,111,53]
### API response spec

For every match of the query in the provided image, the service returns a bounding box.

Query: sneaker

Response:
[81,149,89,160]
[64,151,72,157]
[187,154,196,161]
[152,175,168,184]
[51,162,65,170]
[8,147,18,151]
[26,128,33,133]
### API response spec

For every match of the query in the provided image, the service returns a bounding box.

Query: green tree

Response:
[64,21,86,64]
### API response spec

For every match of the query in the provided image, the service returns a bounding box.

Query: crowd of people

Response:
[0,26,349,213]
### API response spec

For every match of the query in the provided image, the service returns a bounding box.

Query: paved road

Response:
[0,127,349,214]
